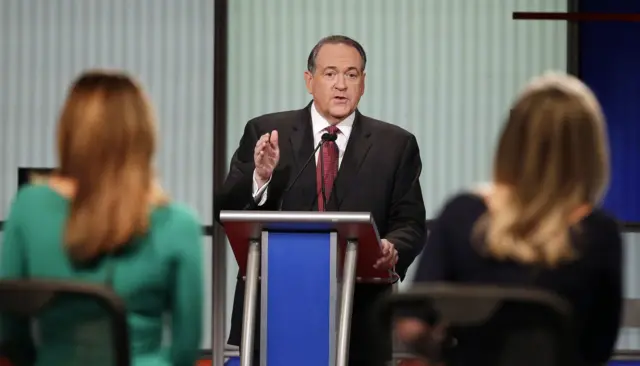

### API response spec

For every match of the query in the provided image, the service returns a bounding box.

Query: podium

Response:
[220,211,396,366]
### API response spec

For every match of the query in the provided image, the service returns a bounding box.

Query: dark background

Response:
[579,0,640,222]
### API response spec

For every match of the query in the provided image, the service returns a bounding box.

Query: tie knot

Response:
[326,126,340,135]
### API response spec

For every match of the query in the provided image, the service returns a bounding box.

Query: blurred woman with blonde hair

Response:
[403,72,622,365]
[1,70,203,366]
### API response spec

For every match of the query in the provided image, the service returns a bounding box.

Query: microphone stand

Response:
[319,144,328,210]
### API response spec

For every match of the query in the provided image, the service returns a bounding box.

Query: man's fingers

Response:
[254,147,264,161]
[265,141,279,155]
[373,258,384,269]
[374,255,391,269]
[266,147,279,160]
[255,134,269,151]
[383,247,390,256]
[265,157,275,168]
[373,247,398,269]
[270,130,279,145]
[255,138,268,156]
[263,142,280,166]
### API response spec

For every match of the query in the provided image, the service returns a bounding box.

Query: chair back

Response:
[379,283,575,366]
[0,279,129,366]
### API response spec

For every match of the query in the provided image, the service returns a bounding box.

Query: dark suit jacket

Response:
[215,103,427,362]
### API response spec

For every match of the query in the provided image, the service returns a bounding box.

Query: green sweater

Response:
[0,184,203,366]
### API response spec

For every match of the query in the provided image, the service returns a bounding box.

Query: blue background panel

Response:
[265,232,333,366]
[579,0,640,221]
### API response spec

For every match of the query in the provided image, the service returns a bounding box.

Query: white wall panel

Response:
[618,232,640,350]
[0,0,214,224]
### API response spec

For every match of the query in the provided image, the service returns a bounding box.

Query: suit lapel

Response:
[287,103,317,210]
[328,111,373,210]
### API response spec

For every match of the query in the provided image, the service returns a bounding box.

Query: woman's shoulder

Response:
[583,208,622,239]
[11,184,65,209]
[151,202,202,234]
[16,183,59,197]
[148,203,203,256]
[437,190,488,218]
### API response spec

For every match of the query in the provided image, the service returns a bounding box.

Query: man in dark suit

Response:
[216,35,426,366]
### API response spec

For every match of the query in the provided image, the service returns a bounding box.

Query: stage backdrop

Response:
[579,0,640,222]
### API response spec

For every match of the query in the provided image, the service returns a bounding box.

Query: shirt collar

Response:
[311,102,355,135]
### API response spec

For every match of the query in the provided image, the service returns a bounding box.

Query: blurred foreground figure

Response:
[0,70,204,366]
[396,72,622,365]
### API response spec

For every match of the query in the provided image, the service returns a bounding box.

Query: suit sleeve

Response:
[169,213,204,366]
[384,135,427,279]
[0,192,36,363]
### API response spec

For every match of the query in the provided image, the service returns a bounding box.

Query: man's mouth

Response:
[334,96,348,102]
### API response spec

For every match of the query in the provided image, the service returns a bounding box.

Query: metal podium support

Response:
[336,240,358,366]
[240,240,261,366]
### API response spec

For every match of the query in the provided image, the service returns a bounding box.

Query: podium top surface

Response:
[220,210,374,224]
[220,211,378,240]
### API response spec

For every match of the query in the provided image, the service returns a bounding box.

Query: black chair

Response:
[0,279,130,366]
[378,283,577,366]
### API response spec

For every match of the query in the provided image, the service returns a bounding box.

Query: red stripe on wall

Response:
[513,12,640,21]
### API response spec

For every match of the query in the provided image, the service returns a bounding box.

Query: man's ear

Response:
[360,71,366,96]
[304,70,313,94]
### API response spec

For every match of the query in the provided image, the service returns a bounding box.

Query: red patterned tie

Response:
[316,126,340,211]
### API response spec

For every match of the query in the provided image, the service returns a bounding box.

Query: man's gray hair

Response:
[307,35,367,74]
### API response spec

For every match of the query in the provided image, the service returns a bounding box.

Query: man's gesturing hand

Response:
[254,130,279,187]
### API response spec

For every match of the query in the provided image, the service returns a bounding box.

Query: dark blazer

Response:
[215,103,427,362]
[415,193,623,365]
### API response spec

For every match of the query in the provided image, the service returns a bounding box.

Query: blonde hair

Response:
[56,70,168,262]
[475,72,610,267]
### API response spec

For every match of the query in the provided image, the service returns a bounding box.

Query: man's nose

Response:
[334,75,347,90]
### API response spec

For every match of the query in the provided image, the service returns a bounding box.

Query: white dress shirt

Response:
[252,102,355,206]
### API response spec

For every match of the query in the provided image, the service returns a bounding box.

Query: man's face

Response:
[304,43,366,124]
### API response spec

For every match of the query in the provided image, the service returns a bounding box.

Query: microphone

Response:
[322,132,337,143]
[278,132,337,210]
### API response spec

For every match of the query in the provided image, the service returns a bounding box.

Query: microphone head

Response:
[321,132,338,142]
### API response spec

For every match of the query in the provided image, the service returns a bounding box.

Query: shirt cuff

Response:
[252,170,271,206]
